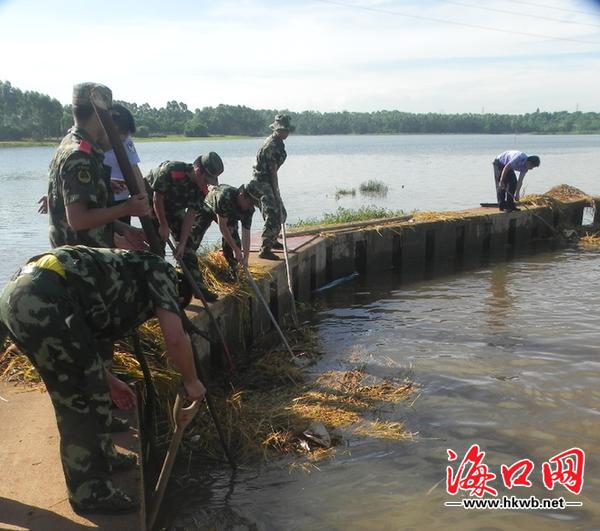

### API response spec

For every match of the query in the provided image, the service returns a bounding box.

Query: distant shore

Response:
[0,134,253,149]
[2,131,599,149]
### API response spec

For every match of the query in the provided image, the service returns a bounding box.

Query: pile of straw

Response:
[545,184,591,202]
[196,251,250,299]
[0,343,40,384]
[183,340,415,466]
[411,211,470,223]
[1,321,415,468]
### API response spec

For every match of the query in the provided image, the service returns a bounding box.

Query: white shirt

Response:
[496,151,528,174]
[104,136,141,201]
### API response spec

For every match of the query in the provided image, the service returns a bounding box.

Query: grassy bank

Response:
[0,134,253,149]
[0,139,61,148]
[290,206,407,231]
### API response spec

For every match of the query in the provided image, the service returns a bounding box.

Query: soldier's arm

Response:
[153,192,171,241]
[174,209,198,259]
[63,154,149,231]
[156,308,206,401]
[66,197,148,231]
[217,215,243,261]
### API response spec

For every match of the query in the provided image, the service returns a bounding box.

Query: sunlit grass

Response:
[290,206,406,229]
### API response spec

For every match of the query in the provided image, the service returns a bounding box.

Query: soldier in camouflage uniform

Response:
[145,153,224,301]
[47,82,149,250]
[0,246,205,514]
[248,114,294,260]
[193,184,256,278]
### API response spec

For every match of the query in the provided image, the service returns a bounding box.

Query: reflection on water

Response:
[172,247,600,530]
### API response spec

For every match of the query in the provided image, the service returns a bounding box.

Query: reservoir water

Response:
[173,246,600,530]
[1,134,599,529]
[0,133,599,283]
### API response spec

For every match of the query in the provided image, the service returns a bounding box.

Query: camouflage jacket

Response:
[48,246,180,340]
[47,127,114,248]
[252,133,287,183]
[203,185,254,230]
[145,161,205,222]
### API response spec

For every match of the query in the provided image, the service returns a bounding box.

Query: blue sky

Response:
[1,0,599,113]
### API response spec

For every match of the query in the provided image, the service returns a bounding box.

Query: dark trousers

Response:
[493,161,517,211]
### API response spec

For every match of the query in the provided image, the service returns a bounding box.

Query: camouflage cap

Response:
[72,82,113,108]
[269,114,295,132]
[194,152,224,185]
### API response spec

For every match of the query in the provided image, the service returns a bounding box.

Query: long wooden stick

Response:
[181,318,236,469]
[242,265,297,362]
[280,213,299,328]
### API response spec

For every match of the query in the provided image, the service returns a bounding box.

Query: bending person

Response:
[145,153,224,301]
[193,184,256,280]
[0,246,206,515]
[493,150,540,212]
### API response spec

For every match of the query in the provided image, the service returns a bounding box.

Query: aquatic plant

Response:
[359,180,389,196]
[334,188,356,200]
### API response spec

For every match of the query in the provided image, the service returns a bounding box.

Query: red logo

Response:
[446,445,585,497]
[542,448,585,495]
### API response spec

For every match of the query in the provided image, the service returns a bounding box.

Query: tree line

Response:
[2,79,600,141]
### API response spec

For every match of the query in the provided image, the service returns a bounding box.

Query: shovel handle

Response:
[173,391,201,432]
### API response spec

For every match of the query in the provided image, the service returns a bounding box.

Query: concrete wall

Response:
[189,201,589,368]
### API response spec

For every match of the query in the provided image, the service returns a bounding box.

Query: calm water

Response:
[174,246,600,531]
[1,134,599,283]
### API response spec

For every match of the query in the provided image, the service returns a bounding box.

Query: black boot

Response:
[258,249,280,261]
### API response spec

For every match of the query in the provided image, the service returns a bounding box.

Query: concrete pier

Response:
[189,199,593,368]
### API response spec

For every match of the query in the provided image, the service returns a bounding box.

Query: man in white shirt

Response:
[493,151,540,212]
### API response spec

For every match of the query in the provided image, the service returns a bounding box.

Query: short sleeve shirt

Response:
[145,161,205,220]
[52,246,181,340]
[252,133,287,183]
[496,151,528,173]
[203,185,254,229]
[47,127,114,248]
[104,136,141,201]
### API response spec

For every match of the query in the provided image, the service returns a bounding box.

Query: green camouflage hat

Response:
[269,114,295,132]
[194,152,224,184]
[72,82,113,108]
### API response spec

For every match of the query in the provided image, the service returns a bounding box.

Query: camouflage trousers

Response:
[194,211,242,274]
[246,180,286,252]
[0,268,120,505]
